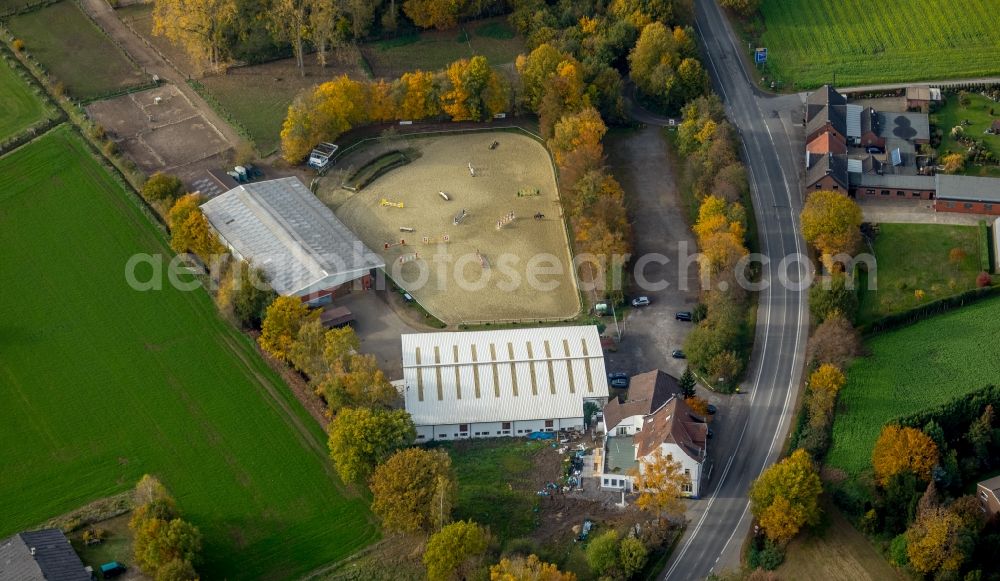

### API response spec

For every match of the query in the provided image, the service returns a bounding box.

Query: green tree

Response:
[371,447,456,533]
[231,261,277,329]
[258,296,316,362]
[327,407,415,483]
[585,530,619,577]
[618,536,648,579]
[423,520,490,581]
[966,404,995,469]
[749,449,822,542]
[142,172,183,202]
[154,558,198,581]
[679,368,697,399]
[809,273,859,324]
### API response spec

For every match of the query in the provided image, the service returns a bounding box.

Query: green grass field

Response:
[6,1,145,99]
[826,295,1000,476]
[757,0,1000,89]
[437,439,545,545]
[362,17,524,79]
[0,126,377,579]
[858,224,983,324]
[0,56,48,139]
[933,92,1000,178]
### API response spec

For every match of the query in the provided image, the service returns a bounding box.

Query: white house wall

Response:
[415,417,584,443]
[656,442,703,498]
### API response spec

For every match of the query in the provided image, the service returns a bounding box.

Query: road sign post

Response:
[754,47,767,65]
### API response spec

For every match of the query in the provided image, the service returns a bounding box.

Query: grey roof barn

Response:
[0,529,90,581]
[201,177,385,297]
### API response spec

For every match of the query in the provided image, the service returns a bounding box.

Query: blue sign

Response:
[755,47,767,64]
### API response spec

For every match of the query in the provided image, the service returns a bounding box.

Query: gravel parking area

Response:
[325,131,580,325]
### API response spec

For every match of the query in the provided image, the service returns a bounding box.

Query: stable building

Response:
[201,177,384,305]
[934,174,1000,215]
[401,326,610,442]
[0,529,90,581]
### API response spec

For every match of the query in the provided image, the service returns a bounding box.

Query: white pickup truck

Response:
[307,142,339,169]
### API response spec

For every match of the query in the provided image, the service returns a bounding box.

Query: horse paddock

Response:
[324,130,580,325]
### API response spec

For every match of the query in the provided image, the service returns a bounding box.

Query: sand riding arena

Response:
[322,130,581,325]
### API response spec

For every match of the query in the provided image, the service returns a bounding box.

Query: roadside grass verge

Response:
[0,125,377,579]
[857,223,983,325]
[826,295,1000,477]
[0,55,48,139]
[6,1,144,99]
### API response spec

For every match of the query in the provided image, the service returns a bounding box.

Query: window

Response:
[965,203,974,209]
[545,420,554,428]
[682,482,693,493]
[946,202,954,208]
[417,434,426,440]
[815,184,822,190]
[881,190,890,196]
[912,192,921,197]
[502,422,511,429]
[832,185,839,190]
[986,204,994,211]
[459,424,469,432]
[866,189,875,195]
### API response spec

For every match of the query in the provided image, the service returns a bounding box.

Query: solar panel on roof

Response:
[891,148,903,167]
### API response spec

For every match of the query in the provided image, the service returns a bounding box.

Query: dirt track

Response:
[325,131,580,325]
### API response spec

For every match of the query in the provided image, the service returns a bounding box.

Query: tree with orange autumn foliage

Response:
[490,555,576,581]
[872,425,939,486]
[403,0,467,30]
[397,70,441,120]
[800,190,863,271]
[168,194,225,259]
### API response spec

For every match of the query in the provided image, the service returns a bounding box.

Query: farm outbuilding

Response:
[201,177,385,305]
[934,174,1000,215]
[401,326,610,442]
[0,529,90,581]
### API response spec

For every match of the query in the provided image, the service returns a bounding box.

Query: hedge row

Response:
[894,384,1000,440]
[979,220,992,273]
[860,285,1000,336]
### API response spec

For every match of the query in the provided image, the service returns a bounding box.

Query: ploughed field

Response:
[0,126,376,579]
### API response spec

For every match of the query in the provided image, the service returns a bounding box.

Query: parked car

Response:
[576,519,594,542]
[608,372,629,389]
[707,404,717,415]
[866,145,884,154]
[631,296,650,307]
[402,292,414,302]
[675,311,693,321]
[100,561,127,579]
[671,349,686,359]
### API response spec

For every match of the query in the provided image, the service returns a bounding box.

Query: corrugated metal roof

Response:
[0,529,90,581]
[846,104,862,138]
[936,174,1000,203]
[402,326,609,426]
[847,158,863,174]
[201,177,384,296]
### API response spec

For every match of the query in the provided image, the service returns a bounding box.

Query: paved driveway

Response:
[331,289,422,381]
[603,126,701,380]
[858,197,986,225]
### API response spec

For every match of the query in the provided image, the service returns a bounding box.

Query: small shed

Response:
[320,306,355,328]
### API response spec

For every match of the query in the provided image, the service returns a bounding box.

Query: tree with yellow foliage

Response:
[397,70,441,120]
[265,0,308,75]
[749,449,822,542]
[490,555,576,581]
[152,0,236,72]
[403,0,468,30]
[631,448,689,521]
[258,296,318,362]
[315,352,399,414]
[905,506,967,574]
[368,79,397,122]
[280,75,370,162]
[800,190,863,271]
[370,447,456,533]
[872,425,939,486]
[168,194,225,259]
[440,56,507,121]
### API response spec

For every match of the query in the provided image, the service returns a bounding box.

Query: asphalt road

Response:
[650,2,812,578]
